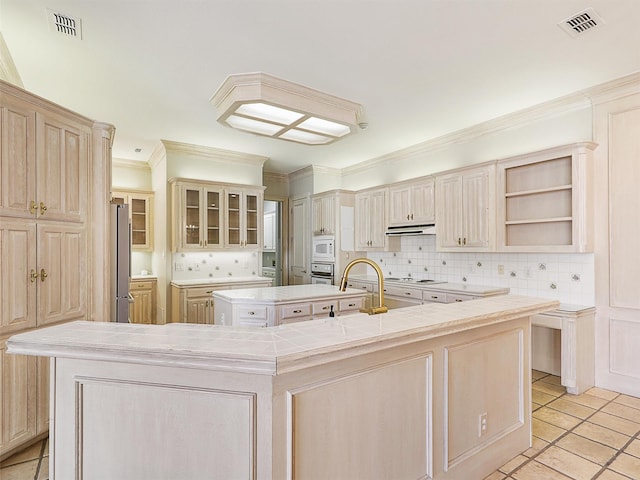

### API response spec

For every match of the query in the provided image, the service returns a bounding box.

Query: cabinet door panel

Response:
[37,224,86,326]
[412,182,435,224]
[0,101,36,218]
[389,187,411,226]
[1,337,37,453]
[0,220,37,334]
[436,176,463,249]
[462,171,490,248]
[36,113,88,222]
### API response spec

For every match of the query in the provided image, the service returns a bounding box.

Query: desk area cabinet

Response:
[130,278,157,324]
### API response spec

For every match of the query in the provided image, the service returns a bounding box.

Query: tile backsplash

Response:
[172,251,261,281]
[367,236,594,306]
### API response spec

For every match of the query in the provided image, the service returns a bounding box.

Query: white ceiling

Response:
[2,0,639,174]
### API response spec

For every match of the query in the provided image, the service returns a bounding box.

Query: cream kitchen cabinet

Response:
[388,177,435,226]
[312,192,336,235]
[0,80,112,459]
[172,181,224,250]
[1,97,89,223]
[130,278,157,324]
[355,187,398,251]
[171,179,264,251]
[171,279,273,324]
[111,190,154,251]
[435,164,496,252]
[225,188,263,249]
[496,142,596,252]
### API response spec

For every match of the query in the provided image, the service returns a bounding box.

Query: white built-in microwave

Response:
[312,235,335,262]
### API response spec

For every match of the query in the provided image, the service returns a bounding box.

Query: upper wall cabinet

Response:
[355,187,399,251]
[436,164,496,252]
[312,193,336,236]
[1,98,89,223]
[388,177,435,226]
[111,190,154,251]
[496,142,596,252]
[170,179,264,252]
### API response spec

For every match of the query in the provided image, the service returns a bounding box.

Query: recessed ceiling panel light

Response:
[298,117,351,137]
[280,129,332,145]
[211,72,365,145]
[226,115,284,136]
[235,103,304,125]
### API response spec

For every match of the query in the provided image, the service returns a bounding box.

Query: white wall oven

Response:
[311,262,334,285]
[312,235,335,262]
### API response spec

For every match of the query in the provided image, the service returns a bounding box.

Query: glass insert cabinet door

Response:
[184,187,202,247]
[225,190,261,248]
[205,189,221,247]
[244,193,259,247]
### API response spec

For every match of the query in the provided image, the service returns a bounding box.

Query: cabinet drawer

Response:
[236,305,267,320]
[236,318,268,328]
[345,281,373,292]
[423,291,447,303]
[383,285,423,299]
[312,301,338,316]
[130,280,154,291]
[186,287,217,298]
[339,298,363,312]
[280,303,311,320]
[447,293,477,303]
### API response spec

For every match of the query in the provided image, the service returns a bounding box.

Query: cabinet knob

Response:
[30,269,38,283]
[39,201,48,215]
[463,237,467,246]
[30,200,37,215]
[348,303,356,307]
[40,268,48,282]
[457,237,462,245]
[293,309,302,313]
[407,214,410,220]
[248,311,255,315]
[322,305,330,310]
[455,299,463,302]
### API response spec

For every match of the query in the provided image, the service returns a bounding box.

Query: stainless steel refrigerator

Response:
[110,202,131,323]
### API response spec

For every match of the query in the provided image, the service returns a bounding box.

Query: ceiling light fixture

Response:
[210,72,365,145]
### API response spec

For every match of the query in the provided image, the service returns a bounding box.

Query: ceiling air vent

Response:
[558,8,604,38]
[47,8,82,39]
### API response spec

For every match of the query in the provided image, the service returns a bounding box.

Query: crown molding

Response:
[160,139,269,166]
[112,157,151,170]
[287,165,314,182]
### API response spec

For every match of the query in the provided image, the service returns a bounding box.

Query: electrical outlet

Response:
[497,264,504,275]
[175,262,185,272]
[479,412,488,436]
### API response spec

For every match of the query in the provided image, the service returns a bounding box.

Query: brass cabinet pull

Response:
[206,290,213,294]
[293,309,302,313]
[405,292,412,296]
[322,305,330,310]
[410,213,414,220]
[455,299,463,302]
[348,303,356,307]
[248,311,255,315]
[406,214,410,220]
[30,269,38,283]
[30,201,37,215]
[431,295,439,299]
[463,237,467,246]
[39,202,47,215]
[40,268,48,282]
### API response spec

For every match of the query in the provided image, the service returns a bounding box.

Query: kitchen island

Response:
[7,295,558,480]
[213,284,369,326]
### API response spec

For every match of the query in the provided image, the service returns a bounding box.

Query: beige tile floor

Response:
[485,371,640,480]
[1,371,639,479]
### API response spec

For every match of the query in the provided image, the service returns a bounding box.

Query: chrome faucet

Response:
[339,258,388,315]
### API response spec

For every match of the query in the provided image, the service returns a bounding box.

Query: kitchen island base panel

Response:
[47,317,529,480]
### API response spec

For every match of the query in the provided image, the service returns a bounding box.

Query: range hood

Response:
[385,223,436,236]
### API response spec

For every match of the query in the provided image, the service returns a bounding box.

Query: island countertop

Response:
[8,295,558,375]
[212,283,367,302]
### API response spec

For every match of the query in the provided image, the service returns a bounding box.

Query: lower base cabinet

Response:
[130,278,157,324]
[170,280,272,324]
[0,336,48,461]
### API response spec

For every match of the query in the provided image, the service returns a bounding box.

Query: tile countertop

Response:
[212,284,367,302]
[347,274,510,295]
[170,276,273,287]
[7,295,558,375]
